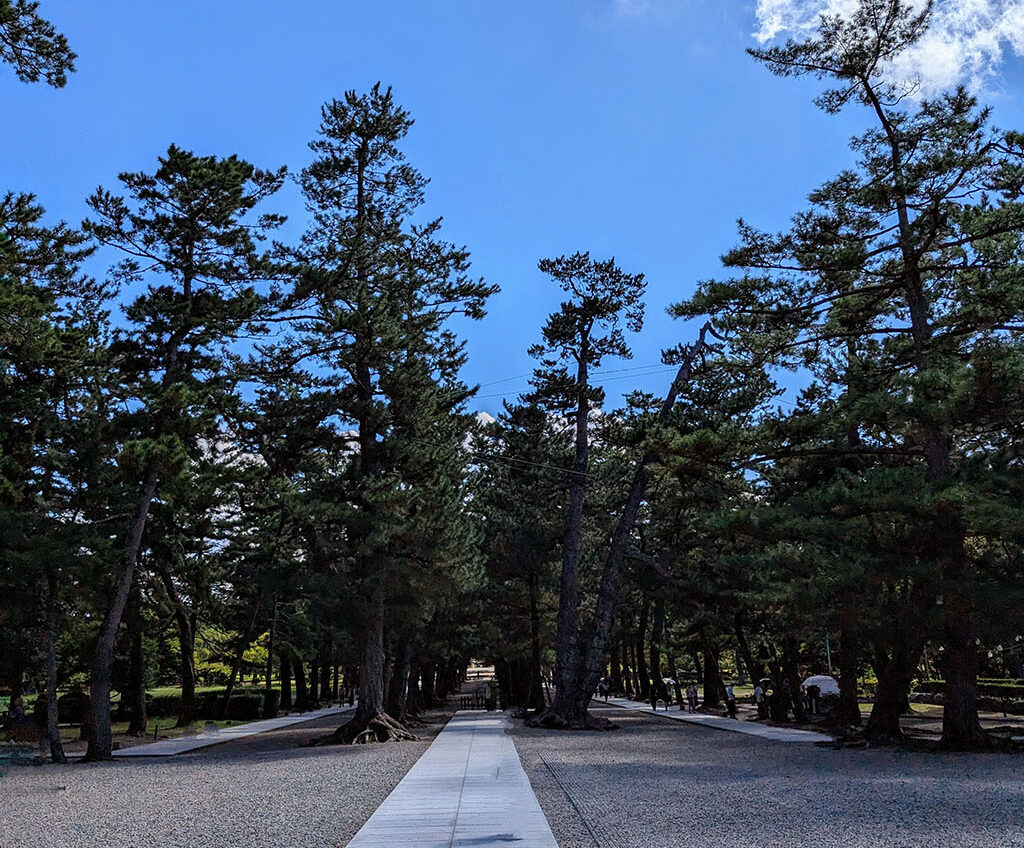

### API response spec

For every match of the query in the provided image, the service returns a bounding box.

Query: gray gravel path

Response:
[510,705,1024,848]
[0,710,449,848]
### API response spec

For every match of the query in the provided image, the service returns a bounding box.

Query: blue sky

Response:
[4,1,1024,415]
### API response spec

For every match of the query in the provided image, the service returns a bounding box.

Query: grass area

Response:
[55,716,246,744]
[145,685,246,698]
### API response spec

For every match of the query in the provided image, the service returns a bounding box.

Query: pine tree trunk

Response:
[865,639,923,743]
[293,653,309,709]
[609,637,623,694]
[43,569,66,763]
[936,503,990,749]
[173,609,196,726]
[125,587,147,735]
[868,86,988,749]
[280,645,293,710]
[622,643,638,696]
[542,341,592,729]
[406,662,421,715]
[701,634,725,710]
[420,660,436,708]
[387,639,411,718]
[734,610,765,685]
[636,595,651,700]
[8,650,25,706]
[835,607,862,727]
[86,468,159,761]
[782,636,807,723]
[527,571,546,712]
[574,328,713,713]
[263,598,278,716]
[320,651,331,703]
[221,596,261,718]
[322,590,414,743]
[309,654,320,703]
[650,596,667,702]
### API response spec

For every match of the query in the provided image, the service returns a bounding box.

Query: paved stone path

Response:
[604,696,833,743]
[106,704,354,757]
[346,710,557,848]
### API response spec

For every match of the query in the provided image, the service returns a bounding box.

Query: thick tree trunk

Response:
[936,504,990,749]
[865,639,923,743]
[834,607,862,728]
[868,93,987,750]
[700,633,725,710]
[543,341,592,728]
[322,591,414,744]
[86,468,160,761]
[692,649,704,684]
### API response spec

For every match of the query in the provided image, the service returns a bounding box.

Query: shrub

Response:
[226,694,264,721]
[147,694,181,718]
[916,680,1024,699]
[57,691,90,724]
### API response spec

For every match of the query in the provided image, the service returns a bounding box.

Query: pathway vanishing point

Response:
[346,710,557,848]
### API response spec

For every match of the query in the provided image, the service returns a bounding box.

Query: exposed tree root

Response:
[526,710,616,731]
[313,711,418,746]
[938,727,995,752]
[861,727,905,747]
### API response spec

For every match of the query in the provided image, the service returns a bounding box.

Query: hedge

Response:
[916,680,1024,699]
[146,687,272,720]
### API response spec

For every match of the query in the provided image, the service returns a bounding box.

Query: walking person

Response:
[725,683,737,719]
[754,681,767,718]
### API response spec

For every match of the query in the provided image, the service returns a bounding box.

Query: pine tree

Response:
[524,252,645,727]
[288,85,496,743]
[673,0,1024,749]
[0,1,75,86]
[81,145,285,759]
[0,192,99,762]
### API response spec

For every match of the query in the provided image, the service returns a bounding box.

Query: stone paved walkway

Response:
[604,696,833,743]
[346,710,557,848]
[104,704,354,757]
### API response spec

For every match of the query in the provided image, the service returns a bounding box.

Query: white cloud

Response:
[753,0,1024,96]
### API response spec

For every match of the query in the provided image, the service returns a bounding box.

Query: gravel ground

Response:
[510,705,1024,848]
[0,710,449,848]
